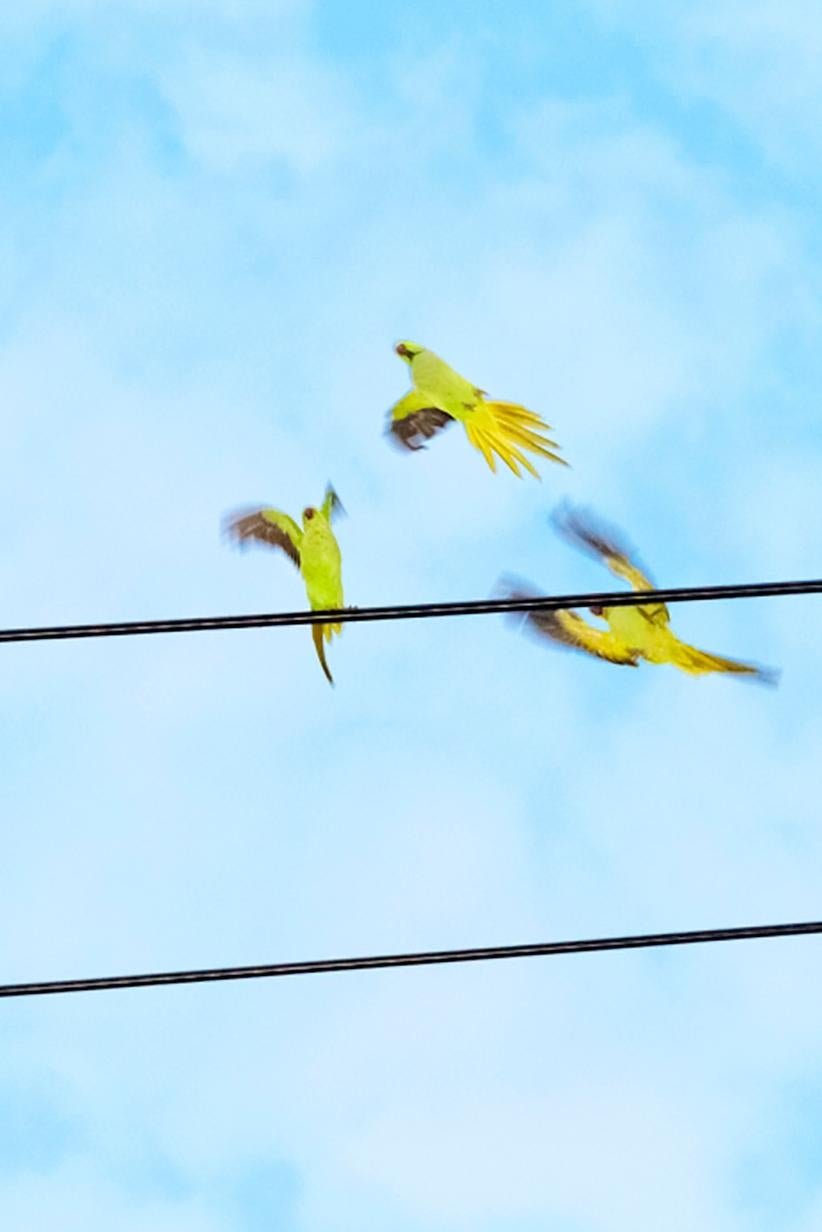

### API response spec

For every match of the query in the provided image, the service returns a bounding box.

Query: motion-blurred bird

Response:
[502,504,778,684]
[225,484,345,685]
[387,341,567,478]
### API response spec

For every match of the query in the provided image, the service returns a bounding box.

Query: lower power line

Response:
[2,918,820,1000]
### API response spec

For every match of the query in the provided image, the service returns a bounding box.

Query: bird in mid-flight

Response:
[224,485,345,685]
[387,341,567,478]
[501,504,779,685]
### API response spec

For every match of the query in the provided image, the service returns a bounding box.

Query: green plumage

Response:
[503,504,779,685]
[388,340,566,477]
[225,484,345,685]
[404,346,480,413]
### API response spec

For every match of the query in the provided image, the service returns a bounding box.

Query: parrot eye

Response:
[304,507,315,520]
[395,343,410,358]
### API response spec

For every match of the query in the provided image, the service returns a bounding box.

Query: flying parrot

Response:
[224,484,345,685]
[502,504,779,684]
[387,341,567,478]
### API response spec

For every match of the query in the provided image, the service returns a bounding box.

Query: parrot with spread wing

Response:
[224,484,344,685]
[387,341,567,478]
[501,504,779,684]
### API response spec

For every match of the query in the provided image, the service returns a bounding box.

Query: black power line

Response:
[3,919,820,1000]
[1,577,820,646]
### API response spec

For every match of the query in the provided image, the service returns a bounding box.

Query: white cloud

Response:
[155,50,355,175]
[590,0,822,170]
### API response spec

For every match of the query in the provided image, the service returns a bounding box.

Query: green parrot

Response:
[502,504,779,684]
[225,484,345,685]
[387,341,567,478]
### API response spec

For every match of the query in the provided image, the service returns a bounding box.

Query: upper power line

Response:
[0,577,820,646]
[2,918,820,1000]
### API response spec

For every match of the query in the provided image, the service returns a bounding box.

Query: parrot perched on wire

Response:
[501,504,779,684]
[387,341,567,478]
[224,484,345,685]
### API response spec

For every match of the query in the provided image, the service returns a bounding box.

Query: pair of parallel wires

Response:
[3,574,820,1001]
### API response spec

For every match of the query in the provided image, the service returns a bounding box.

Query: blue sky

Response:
[2,1,822,1228]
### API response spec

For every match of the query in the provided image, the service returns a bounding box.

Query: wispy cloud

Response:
[590,0,822,172]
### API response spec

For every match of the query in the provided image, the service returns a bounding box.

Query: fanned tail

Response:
[463,401,567,478]
[311,623,335,685]
[670,639,779,687]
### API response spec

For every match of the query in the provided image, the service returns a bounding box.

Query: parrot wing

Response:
[552,503,669,627]
[526,607,640,666]
[498,578,639,666]
[224,508,302,568]
[387,390,454,451]
[321,484,345,522]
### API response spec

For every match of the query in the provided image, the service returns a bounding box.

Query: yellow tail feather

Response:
[492,400,553,428]
[496,419,563,457]
[463,401,566,477]
[464,419,537,477]
[464,419,500,473]
[670,640,777,684]
[311,623,334,685]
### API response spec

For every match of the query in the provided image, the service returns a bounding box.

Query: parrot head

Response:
[395,340,423,363]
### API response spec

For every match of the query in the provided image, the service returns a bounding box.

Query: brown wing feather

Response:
[528,607,640,666]
[552,502,669,626]
[498,577,639,667]
[552,503,652,587]
[224,510,301,568]
[389,407,454,451]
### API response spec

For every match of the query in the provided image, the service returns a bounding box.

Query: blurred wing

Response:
[498,578,639,666]
[387,390,454,451]
[527,607,640,667]
[321,484,345,522]
[552,502,668,625]
[224,508,302,568]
